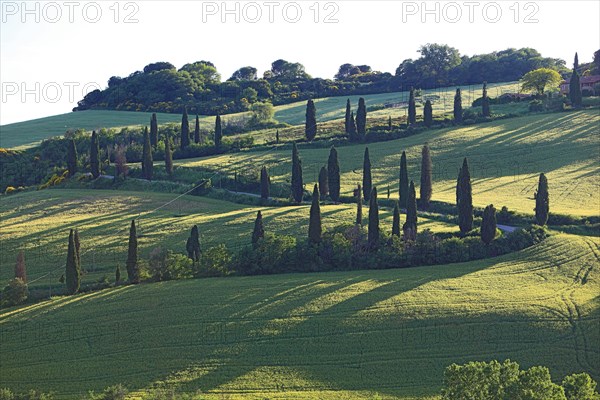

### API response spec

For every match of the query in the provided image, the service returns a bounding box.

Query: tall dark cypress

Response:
[252,211,265,248]
[150,113,158,148]
[403,181,417,241]
[367,187,379,249]
[481,204,497,244]
[424,100,433,127]
[574,52,579,71]
[186,225,201,262]
[142,126,153,180]
[214,114,222,148]
[362,147,372,201]
[392,202,401,237]
[408,87,417,124]
[344,98,351,135]
[420,145,432,209]
[260,166,270,199]
[348,111,357,141]
[74,229,81,268]
[327,146,341,202]
[164,134,173,177]
[308,184,322,244]
[126,220,139,283]
[457,158,473,234]
[388,115,392,131]
[570,69,582,107]
[318,166,328,200]
[67,139,77,177]
[181,108,190,149]
[194,115,201,144]
[534,173,549,226]
[305,99,317,141]
[356,97,367,138]
[482,82,491,117]
[65,229,80,295]
[399,151,409,208]
[291,143,303,203]
[453,88,463,123]
[356,184,363,225]
[90,130,100,179]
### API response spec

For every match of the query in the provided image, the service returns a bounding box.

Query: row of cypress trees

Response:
[180,109,222,150]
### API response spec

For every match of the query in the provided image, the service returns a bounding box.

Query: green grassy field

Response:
[0,232,598,399]
[0,83,518,149]
[0,189,455,290]
[177,109,600,217]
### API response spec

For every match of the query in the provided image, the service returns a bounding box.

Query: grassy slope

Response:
[0,233,598,399]
[0,83,518,149]
[0,189,455,289]
[177,109,600,217]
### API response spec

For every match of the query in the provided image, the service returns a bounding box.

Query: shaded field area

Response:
[178,110,600,217]
[0,233,598,399]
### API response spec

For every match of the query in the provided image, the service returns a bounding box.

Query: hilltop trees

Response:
[535,173,549,226]
[180,108,190,149]
[356,97,367,138]
[368,187,379,249]
[424,100,433,127]
[142,127,153,180]
[362,147,372,201]
[194,115,201,144]
[403,181,417,241]
[186,225,201,262]
[356,184,363,225]
[214,114,223,148]
[420,145,432,209]
[252,211,265,247]
[481,82,491,117]
[327,146,340,202]
[408,87,417,124]
[318,167,328,200]
[392,202,401,237]
[150,113,158,147]
[164,134,173,177]
[126,220,140,284]
[260,166,270,199]
[65,229,81,295]
[305,99,317,141]
[90,130,100,179]
[67,139,77,177]
[453,88,463,123]
[291,143,303,203]
[308,184,322,244]
[457,158,473,234]
[481,204,497,244]
[15,250,26,282]
[399,151,409,208]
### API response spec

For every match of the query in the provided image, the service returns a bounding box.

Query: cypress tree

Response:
[150,113,158,148]
[399,151,409,208]
[164,134,173,177]
[260,166,270,199]
[90,130,100,179]
[388,115,392,131]
[420,145,432,209]
[570,69,582,107]
[344,98,351,135]
[214,114,222,148]
[15,250,26,282]
[180,108,190,149]
[392,202,401,237]
[74,228,81,268]
[67,139,77,177]
[115,265,121,283]
[481,204,497,244]
[356,97,367,138]
[403,181,418,241]
[348,111,357,141]
[65,229,80,294]
[252,211,265,248]
[308,184,322,244]
[126,220,139,283]
[318,166,328,200]
[457,158,473,234]
[482,82,491,117]
[408,87,417,124]
[534,173,549,226]
[305,99,317,141]
[327,146,340,202]
[194,115,201,144]
[275,129,280,144]
[142,126,153,180]
[424,100,433,127]
[291,143,304,203]
[574,52,579,71]
[186,225,201,262]
[356,184,363,225]
[368,187,379,249]
[362,147,372,201]
[453,88,463,123]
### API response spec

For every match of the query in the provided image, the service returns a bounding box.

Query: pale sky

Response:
[1,0,599,125]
